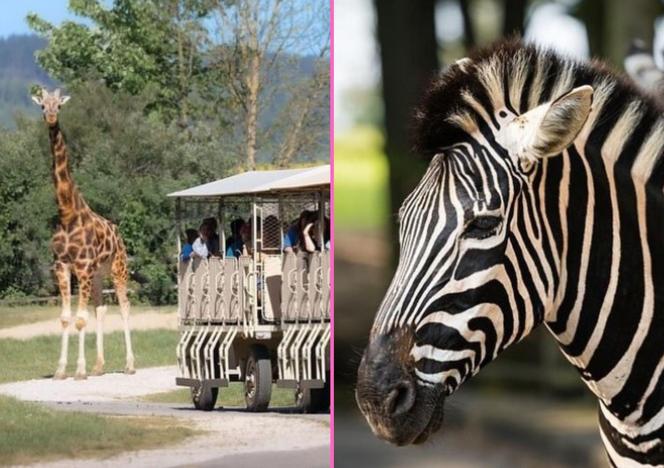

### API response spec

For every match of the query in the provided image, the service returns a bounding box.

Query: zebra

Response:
[355,39,664,467]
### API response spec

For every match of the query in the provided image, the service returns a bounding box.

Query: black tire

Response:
[295,373,330,413]
[244,345,272,412]
[191,384,218,411]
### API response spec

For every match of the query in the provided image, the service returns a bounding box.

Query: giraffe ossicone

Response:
[33,88,135,380]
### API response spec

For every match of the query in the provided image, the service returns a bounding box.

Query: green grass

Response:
[0,304,175,329]
[142,383,296,408]
[0,394,195,466]
[0,329,178,383]
[334,126,389,230]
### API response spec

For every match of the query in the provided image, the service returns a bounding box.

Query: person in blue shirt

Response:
[180,229,199,262]
[284,210,321,253]
[282,223,300,252]
[225,218,246,257]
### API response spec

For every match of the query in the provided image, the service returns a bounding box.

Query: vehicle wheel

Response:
[295,374,330,413]
[191,384,218,411]
[244,345,272,412]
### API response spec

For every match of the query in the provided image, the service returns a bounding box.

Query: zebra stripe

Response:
[368,41,664,465]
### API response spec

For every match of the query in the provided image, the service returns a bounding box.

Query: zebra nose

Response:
[385,379,416,416]
[355,329,417,419]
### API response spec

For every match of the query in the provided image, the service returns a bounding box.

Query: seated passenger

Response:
[283,210,316,253]
[192,223,210,258]
[284,210,328,253]
[225,218,246,258]
[315,216,331,251]
[241,217,259,255]
[180,228,199,262]
[202,217,221,256]
[283,222,299,253]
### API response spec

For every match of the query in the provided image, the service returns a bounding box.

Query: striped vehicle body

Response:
[356,41,664,466]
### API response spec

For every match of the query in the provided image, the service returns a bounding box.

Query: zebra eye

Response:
[463,215,502,239]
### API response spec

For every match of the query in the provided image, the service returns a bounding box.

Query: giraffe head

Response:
[31,88,70,127]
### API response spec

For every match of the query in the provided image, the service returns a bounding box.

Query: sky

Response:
[0,1,90,37]
[0,1,329,56]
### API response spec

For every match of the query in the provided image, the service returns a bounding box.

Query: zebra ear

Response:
[531,85,593,158]
[497,85,593,162]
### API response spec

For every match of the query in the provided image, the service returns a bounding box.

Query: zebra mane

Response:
[413,38,664,158]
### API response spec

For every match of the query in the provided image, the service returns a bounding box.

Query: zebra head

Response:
[356,51,594,446]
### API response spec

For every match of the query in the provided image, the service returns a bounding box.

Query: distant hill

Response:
[0,34,56,128]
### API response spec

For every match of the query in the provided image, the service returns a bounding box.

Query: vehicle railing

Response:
[178,250,330,329]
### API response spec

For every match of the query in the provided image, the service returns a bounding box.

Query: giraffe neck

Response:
[49,122,85,225]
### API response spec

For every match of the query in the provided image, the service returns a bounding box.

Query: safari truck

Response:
[169,165,330,413]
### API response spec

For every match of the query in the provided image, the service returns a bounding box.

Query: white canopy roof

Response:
[167,165,330,199]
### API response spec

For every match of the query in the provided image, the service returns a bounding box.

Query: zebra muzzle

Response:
[356,328,446,446]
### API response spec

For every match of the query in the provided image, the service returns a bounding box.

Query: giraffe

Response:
[32,88,135,380]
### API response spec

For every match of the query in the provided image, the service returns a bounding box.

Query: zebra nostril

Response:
[385,380,416,416]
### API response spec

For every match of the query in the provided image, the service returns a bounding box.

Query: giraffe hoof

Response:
[74,372,87,380]
[75,317,86,331]
[91,364,105,376]
[124,367,136,375]
[53,371,67,380]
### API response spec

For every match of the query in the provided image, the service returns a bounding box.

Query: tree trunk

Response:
[605,0,664,66]
[459,0,476,50]
[245,52,260,170]
[575,0,607,59]
[502,0,528,37]
[374,0,439,265]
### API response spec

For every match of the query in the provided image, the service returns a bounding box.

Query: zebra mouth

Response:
[411,389,446,444]
[375,383,446,446]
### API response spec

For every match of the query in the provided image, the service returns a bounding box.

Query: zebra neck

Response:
[537,107,664,463]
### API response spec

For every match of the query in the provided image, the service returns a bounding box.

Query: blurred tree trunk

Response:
[575,0,608,59]
[374,0,439,265]
[459,0,476,49]
[605,0,664,65]
[576,0,664,65]
[502,0,527,37]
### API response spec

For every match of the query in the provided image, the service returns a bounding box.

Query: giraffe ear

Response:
[496,85,593,161]
[59,95,71,105]
[31,95,42,105]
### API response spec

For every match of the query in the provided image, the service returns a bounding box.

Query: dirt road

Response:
[0,311,178,340]
[0,366,329,467]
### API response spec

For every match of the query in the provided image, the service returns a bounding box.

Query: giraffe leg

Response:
[54,261,71,380]
[91,273,105,376]
[112,254,135,374]
[74,271,92,380]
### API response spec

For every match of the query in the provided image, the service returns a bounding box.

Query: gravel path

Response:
[0,311,177,340]
[0,366,179,401]
[0,366,330,467]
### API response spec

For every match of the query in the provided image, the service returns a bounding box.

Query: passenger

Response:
[180,228,199,262]
[225,218,246,258]
[283,210,321,253]
[239,218,254,255]
[308,216,331,252]
[192,223,210,258]
[202,217,221,256]
[282,219,299,253]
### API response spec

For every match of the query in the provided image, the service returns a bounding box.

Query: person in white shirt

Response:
[191,224,209,258]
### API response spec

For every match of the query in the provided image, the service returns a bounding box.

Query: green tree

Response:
[27,0,211,125]
[206,0,330,169]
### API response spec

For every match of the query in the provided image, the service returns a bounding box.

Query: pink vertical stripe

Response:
[329,0,335,465]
